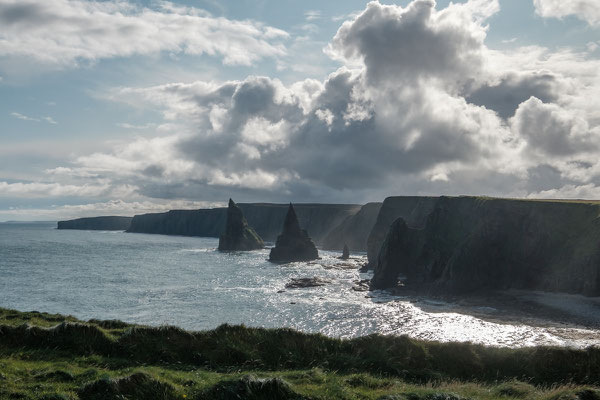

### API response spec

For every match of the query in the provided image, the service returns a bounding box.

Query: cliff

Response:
[371,196,600,296]
[366,197,438,266]
[57,216,133,231]
[322,202,382,251]
[128,203,360,244]
[128,209,226,237]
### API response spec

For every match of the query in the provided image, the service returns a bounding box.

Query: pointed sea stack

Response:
[218,199,264,251]
[341,244,350,260]
[269,204,319,263]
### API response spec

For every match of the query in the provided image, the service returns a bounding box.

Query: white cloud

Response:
[533,0,600,26]
[5,0,600,213]
[0,181,135,198]
[116,122,157,130]
[10,112,58,124]
[528,183,600,199]
[10,112,39,122]
[304,10,321,21]
[0,0,288,68]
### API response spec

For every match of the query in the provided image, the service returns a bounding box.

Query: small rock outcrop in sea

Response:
[269,204,319,263]
[218,199,264,251]
[341,244,350,260]
[285,277,330,289]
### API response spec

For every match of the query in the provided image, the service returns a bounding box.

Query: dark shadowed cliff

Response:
[57,216,133,231]
[127,209,226,237]
[366,197,438,266]
[371,196,600,296]
[127,203,360,244]
[322,202,382,251]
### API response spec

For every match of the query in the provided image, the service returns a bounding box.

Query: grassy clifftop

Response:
[1,307,599,399]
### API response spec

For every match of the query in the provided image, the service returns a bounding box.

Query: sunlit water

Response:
[1,222,598,348]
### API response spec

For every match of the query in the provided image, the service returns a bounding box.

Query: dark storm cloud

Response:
[467,73,559,119]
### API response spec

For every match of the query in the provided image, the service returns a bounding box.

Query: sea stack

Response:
[269,203,319,263]
[218,199,264,251]
[341,244,350,260]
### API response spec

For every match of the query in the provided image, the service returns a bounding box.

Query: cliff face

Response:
[366,197,438,266]
[322,202,382,251]
[128,209,226,237]
[371,196,600,296]
[57,216,133,231]
[128,203,360,244]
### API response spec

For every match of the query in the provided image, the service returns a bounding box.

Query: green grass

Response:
[0,307,599,399]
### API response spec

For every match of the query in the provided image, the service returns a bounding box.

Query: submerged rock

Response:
[218,199,264,251]
[285,277,331,289]
[269,204,318,263]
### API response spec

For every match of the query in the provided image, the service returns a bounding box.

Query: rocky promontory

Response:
[269,204,319,263]
[57,216,133,231]
[371,196,600,296]
[218,199,264,251]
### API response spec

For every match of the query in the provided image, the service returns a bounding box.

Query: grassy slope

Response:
[0,308,599,400]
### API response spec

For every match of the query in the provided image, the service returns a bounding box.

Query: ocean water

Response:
[1,222,598,348]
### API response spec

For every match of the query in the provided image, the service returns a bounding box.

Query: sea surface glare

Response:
[1,222,598,347]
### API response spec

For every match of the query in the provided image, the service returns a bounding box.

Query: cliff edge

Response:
[371,196,600,296]
[57,216,133,231]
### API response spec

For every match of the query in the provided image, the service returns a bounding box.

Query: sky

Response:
[1,0,600,221]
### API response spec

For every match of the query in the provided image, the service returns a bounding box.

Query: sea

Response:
[1,222,598,348]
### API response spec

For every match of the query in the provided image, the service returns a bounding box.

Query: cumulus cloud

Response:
[512,96,600,157]
[0,0,288,67]
[327,0,499,88]
[533,0,600,26]
[7,0,600,212]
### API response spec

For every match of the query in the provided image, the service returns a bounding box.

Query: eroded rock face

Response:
[371,196,600,296]
[366,197,437,268]
[218,199,264,251]
[269,204,319,263]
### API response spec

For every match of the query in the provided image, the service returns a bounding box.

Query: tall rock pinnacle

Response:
[269,203,319,263]
[218,199,264,251]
